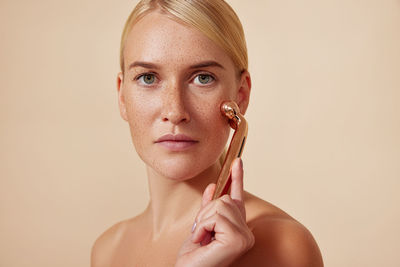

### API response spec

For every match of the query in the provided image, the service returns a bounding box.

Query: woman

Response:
[91,0,324,266]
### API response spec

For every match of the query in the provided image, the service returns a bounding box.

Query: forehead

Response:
[124,11,235,70]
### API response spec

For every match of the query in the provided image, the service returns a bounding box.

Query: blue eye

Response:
[194,74,214,85]
[138,74,156,85]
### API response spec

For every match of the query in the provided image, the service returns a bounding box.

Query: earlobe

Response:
[236,70,251,115]
[117,72,128,121]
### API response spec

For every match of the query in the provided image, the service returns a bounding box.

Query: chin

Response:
[152,155,218,181]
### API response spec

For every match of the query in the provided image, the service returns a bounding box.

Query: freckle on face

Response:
[121,11,239,180]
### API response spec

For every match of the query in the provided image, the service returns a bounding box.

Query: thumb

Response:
[202,183,216,207]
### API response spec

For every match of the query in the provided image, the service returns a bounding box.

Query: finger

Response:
[177,235,201,257]
[191,183,215,242]
[195,197,245,232]
[230,158,244,202]
[191,213,237,244]
[202,183,216,207]
[200,230,213,246]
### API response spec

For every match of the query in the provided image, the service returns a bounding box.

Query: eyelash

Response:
[134,72,158,86]
[133,72,216,86]
[192,73,215,85]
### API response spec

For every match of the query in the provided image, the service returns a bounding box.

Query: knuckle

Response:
[233,198,244,207]
[215,198,226,209]
[248,231,255,248]
[234,229,255,253]
[194,213,201,223]
[196,218,208,232]
[238,236,247,248]
[196,219,204,228]
[214,212,227,226]
[221,195,237,208]
[220,194,232,202]
[240,235,254,252]
[232,236,248,253]
[195,209,206,223]
[214,212,223,222]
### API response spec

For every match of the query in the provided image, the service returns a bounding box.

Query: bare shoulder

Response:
[90,220,127,267]
[235,192,324,267]
[90,215,142,267]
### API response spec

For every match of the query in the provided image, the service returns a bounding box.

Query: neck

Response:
[144,162,221,240]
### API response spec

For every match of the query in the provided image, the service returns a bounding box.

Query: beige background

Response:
[1,0,399,266]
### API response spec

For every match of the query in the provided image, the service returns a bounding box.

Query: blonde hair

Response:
[119,0,248,75]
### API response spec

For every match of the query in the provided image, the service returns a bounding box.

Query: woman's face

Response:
[117,11,250,180]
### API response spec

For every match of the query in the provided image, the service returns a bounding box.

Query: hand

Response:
[175,158,255,267]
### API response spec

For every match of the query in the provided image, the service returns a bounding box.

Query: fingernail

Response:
[191,221,197,233]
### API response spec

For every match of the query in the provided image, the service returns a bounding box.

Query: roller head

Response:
[220,101,241,129]
[221,101,239,118]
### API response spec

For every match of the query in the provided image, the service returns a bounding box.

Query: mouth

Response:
[155,134,198,151]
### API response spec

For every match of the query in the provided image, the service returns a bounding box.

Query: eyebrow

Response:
[188,61,225,70]
[128,60,225,70]
[128,61,159,70]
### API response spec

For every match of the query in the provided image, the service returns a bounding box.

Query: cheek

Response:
[124,92,156,154]
[192,82,236,126]
[190,94,231,150]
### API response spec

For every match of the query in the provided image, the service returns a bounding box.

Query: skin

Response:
[91,11,324,267]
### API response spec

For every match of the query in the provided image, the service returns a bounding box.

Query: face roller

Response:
[212,101,248,200]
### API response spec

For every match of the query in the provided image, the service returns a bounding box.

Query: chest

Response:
[110,230,188,267]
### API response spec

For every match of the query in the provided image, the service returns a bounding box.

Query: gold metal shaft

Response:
[212,101,248,199]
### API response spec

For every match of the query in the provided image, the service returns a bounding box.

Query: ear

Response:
[117,72,128,121]
[236,70,251,115]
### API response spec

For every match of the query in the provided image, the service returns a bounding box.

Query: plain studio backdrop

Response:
[1,0,399,266]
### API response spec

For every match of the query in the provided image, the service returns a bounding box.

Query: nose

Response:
[161,82,190,125]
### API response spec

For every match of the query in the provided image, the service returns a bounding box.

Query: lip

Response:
[155,134,198,151]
